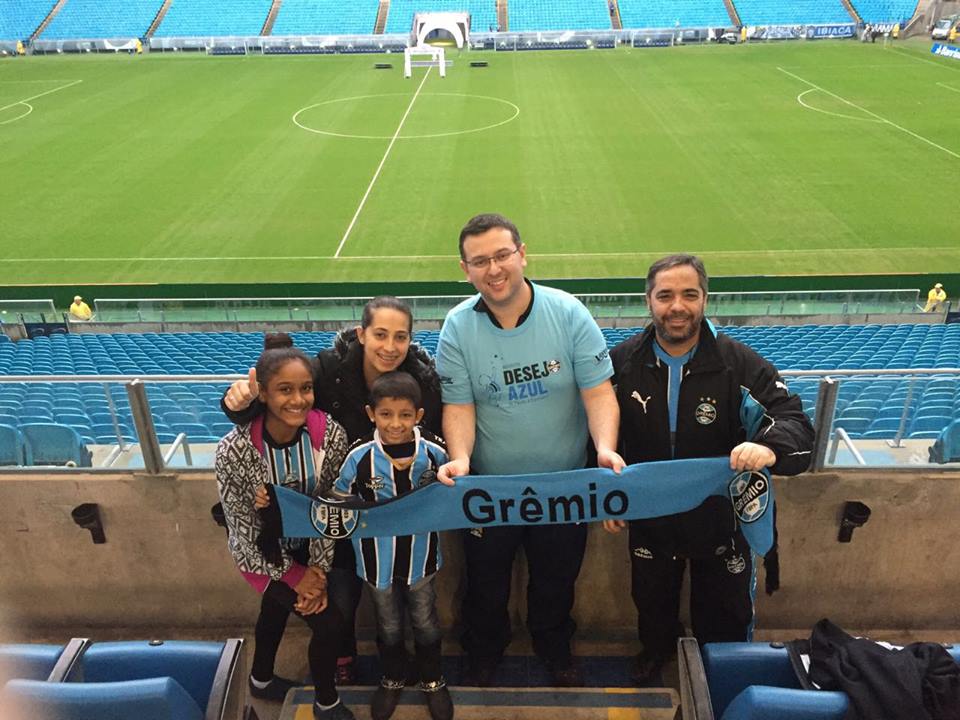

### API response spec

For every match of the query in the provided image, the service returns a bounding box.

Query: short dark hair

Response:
[369,371,422,409]
[256,333,312,387]
[645,254,709,297]
[361,296,412,332]
[458,213,522,260]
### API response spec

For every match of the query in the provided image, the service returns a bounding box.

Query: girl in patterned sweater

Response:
[216,333,354,720]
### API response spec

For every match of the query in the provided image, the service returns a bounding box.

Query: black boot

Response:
[370,678,405,720]
[372,642,406,720]
[421,679,453,720]
[416,641,453,720]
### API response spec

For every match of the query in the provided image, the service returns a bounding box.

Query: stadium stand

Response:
[617,0,731,29]
[154,0,273,38]
[0,324,956,448]
[0,0,56,40]
[731,0,852,26]
[849,0,918,23]
[40,0,163,39]
[508,0,613,31]
[384,0,498,34]
[271,0,379,35]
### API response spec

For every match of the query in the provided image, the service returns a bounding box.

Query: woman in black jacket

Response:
[222,296,442,684]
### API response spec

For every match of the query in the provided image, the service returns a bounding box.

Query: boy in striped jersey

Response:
[333,371,453,720]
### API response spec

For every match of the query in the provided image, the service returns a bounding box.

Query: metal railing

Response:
[0,367,957,473]
[86,288,926,324]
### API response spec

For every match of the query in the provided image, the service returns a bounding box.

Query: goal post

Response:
[404,45,446,78]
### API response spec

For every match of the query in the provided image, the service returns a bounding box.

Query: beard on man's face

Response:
[654,310,701,345]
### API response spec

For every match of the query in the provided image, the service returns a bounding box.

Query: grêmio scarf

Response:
[270,456,776,556]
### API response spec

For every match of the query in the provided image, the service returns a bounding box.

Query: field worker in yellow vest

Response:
[69,295,93,321]
[923,283,947,313]
[16,40,25,55]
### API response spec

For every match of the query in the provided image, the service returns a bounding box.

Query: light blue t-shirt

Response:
[436,283,613,475]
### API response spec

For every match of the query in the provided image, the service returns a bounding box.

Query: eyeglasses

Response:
[464,247,520,270]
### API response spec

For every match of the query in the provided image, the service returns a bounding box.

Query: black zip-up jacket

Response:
[221,330,443,443]
[610,319,814,556]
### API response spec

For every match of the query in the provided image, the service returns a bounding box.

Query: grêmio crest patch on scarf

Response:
[271,456,775,555]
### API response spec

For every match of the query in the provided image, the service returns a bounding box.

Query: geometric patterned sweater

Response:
[215,410,348,592]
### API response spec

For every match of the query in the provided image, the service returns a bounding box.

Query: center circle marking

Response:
[292,92,520,139]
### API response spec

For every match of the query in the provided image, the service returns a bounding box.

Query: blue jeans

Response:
[368,574,442,648]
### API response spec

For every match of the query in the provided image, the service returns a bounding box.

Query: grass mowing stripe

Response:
[334,66,433,258]
[1,42,957,283]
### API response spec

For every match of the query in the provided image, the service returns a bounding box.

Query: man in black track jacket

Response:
[605,254,814,682]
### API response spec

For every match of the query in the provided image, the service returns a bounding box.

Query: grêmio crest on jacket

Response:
[728,470,769,523]
[310,499,359,539]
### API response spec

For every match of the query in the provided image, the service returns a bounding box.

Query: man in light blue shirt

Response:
[436,213,624,687]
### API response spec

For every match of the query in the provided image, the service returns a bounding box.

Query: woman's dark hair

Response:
[369,371,422,409]
[361,296,413,333]
[255,333,312,388]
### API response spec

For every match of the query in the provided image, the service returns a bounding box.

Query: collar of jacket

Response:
[632,318,725,374]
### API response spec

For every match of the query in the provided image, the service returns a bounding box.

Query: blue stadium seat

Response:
[20,424,93,467]
[696,640,960,720]
[721,685,849,719]
[0,425,33,466]
[209,423,235,438]
[28,639,245,720]
[198,412,227,427]
[164,412,199,427]
[2,677,204,720]
[701,642,820,718]
[910,415,951,434]
[18,414,54,425]
[0,640,88,686]
[931,419,960,463]
[833,417,871,435]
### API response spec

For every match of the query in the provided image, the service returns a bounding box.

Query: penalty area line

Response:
[777,67,960,160]
[0,79,82,115]
[333,67,433,259]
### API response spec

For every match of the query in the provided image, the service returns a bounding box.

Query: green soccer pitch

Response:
[0,38,957,286]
